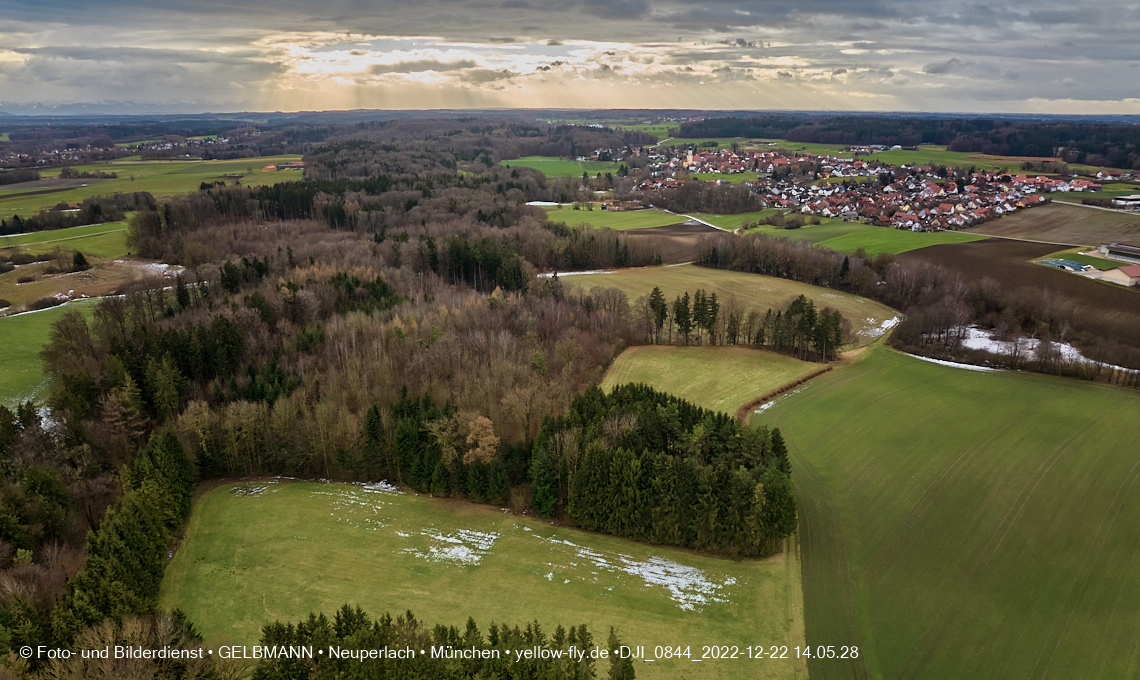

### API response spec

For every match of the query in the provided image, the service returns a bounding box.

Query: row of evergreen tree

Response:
[9,432,194,654]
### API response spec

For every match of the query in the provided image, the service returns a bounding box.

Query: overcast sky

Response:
[1,0,1138,114]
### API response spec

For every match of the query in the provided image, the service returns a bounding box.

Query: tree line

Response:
[252,606,633,680]
[637,287,847,362]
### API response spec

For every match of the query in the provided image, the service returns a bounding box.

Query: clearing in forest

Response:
[160,480,807,680]
[601,345,819,415]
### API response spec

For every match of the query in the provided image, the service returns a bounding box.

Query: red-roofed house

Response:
[1104,265,1140,286]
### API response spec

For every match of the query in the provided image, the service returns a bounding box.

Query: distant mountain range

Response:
[0,104,1137,126]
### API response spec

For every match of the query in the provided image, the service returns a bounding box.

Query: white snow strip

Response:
[910,355,1001,372]
[537,269,615,278]
[526,531,737,611]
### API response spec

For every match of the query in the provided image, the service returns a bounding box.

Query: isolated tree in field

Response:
[72,251,90,271]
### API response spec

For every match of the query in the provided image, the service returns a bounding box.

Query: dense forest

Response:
[680,116,1140,169]
[537,384,795,556]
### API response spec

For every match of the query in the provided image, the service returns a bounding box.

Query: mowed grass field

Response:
[0,299,97,406]
[501,156,623,178]
[161,481,807,680]
[544,207,683,230]
[566,264,898,344]
[0,155,303,221]
[600,346,819,414]
[759,346,1140,680]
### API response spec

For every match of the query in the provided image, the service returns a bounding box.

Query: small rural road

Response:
[1052,200,1138,215]
[657,208,731,232]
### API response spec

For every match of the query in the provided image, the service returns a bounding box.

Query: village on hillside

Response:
[634,145,1117,232]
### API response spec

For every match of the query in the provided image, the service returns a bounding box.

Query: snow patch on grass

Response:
[403,529,501,566]
[528,532,737,611]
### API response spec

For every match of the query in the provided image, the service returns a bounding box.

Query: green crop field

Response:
[0,156,302,221]
[3,221,130,260]
[501,156,623,178]
[544,207,682,230]
[689,209,782,231]
[601,346,819,415]
[759,346,1140,680]
[816,228,987,255]
[752,140,852,157]
[613,123,680,140]
[0,133,10,142]
[871,147,1027,173]
[0,299,97,407]
[661,138,749,151]
[160,480,807,680]
[565,264,898,344]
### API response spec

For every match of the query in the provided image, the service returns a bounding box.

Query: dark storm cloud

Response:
[369,59,478,74]
[1,0,1137,111]
[582,0,649,19]
[922,58,973,75]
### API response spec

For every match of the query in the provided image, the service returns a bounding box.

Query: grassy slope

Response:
[160,481,807,680]
[0,221,128,248]
[566,264,897,344]
[0,299,97,406]
[501,156,623,178]
[760,346,1140,680]
[4,222,130,260]
[0,156,302,220]
[600,346,819,414]
[544,208,682,230]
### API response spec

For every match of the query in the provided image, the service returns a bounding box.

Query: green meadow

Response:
[160,480,808,680]
[566,264,897,343]
[760,346,1140,680]
[2,220,130,260]
[0,299,98,407]
[501,156,624,178]
[0,155,303,221]
[544,207,682,230]
[601,345,818,415]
